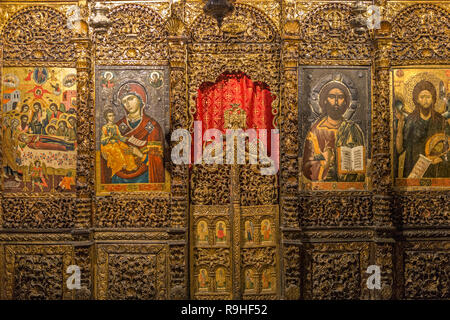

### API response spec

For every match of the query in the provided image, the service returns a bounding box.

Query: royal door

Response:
[189,72,279,299]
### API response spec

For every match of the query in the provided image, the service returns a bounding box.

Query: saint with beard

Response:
[302,81,365,182]
[396,80,449,178]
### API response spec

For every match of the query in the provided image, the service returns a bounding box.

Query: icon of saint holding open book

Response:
[302,79,365,182]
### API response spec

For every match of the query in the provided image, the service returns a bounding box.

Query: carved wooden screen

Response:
[91,3,188,299]
[0,5,81,299]
[190,72,279,299]
[187,4,281,299]
[0,0,448,301]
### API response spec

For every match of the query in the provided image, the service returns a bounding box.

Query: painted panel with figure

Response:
[392,67,449,189]
[1,67,77,193]
[95,67,170,194]
[299,66,371,191]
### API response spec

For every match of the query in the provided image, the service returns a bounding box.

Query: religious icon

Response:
[215,267,226,290]
[33,67,48,84]
[100,108,139,177]
[299,67,371,191]
[244,269,255,291]
[215,221,227,243]
[1,67,77,194]
[392,68,449,188]
[30,101,44,133]
[51,83,61,96]
[3,74,19,88]
[57,171,75,191]
[25,70,33,82]
[260,219,272,242]
[244,220,254,243]
[95,67,169,194]
[198,269,209,291]
[261,268,273,291]
[63,74,76,87]
[101,71,115,89]
[29,160,48,192]
[196,220,209,244]
[148,71,163,89]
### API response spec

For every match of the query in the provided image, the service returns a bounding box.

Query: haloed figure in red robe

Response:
[106,82,165,184]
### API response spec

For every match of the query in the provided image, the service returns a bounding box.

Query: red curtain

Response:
[194,71,276,155]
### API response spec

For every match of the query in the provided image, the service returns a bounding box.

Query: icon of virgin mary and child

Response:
[100,82,164,184]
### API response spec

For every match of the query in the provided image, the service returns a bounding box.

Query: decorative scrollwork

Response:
[2,6,75,63]
[402,242,450,299]
[190,165,231,205]
[95,195,170,228]
[2,197,76,229]
[392,4,450,62]
[96,244,168,300]
[297,3,371,60]
[95,4,168,63]
[190,3,279,43]
[239,164,277,206]
[299,192,373,227]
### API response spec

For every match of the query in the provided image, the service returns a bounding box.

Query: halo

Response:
[403,72,446,114]
[45,123,57,133]
[31,99,47,110]
[317,80,352,110]
[103,71,114,81]
[18,112,29,119]
[308,72,360,122]
[150,71,160,79]
[113,80,149,112]
[57,118,69,127]
[425,133,450,158]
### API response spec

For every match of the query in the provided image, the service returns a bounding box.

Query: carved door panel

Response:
[190,162,278,299]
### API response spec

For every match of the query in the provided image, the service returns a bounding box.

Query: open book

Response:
[407,154,432,179]
[339,146,364,172]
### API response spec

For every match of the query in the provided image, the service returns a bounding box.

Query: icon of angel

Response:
[148,71,163,88]
[101,71,115,88]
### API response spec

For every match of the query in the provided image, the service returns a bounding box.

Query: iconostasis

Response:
[0,0,448,300]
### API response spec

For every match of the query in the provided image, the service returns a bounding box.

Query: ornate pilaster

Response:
[372,18,395,300]
[167,7,189,299]
[0,29,3,228]
[71,3,93,300]
[71,8,93,231]
[280,19,301,298]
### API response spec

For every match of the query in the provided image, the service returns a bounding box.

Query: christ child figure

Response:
[100,109,138,176]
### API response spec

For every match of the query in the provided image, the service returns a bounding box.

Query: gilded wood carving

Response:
[0,0,448,301]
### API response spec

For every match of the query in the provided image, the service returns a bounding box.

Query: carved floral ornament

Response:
[0,1,449,301]
[1,6,75,63]
[391,3,449,61]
